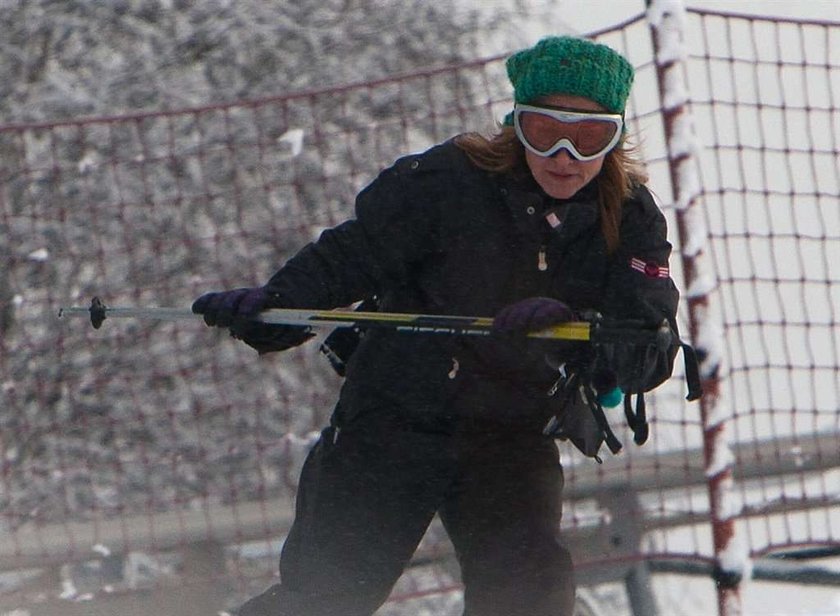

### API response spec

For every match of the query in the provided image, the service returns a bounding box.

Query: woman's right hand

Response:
[191,287,314,354]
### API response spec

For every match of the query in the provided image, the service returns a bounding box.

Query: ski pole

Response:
[58,296,675,348]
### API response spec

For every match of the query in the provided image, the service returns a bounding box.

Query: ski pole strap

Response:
[681,342,703,401]
[587,391,623,455]
[624,393,649,446]
[578,381,623,455]
[319,297,380,376]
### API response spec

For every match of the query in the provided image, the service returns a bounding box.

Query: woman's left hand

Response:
[492,296,575,333]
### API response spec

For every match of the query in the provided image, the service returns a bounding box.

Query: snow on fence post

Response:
[644,1,750,615]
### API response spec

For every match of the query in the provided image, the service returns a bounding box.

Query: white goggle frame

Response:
[513,104,624,161]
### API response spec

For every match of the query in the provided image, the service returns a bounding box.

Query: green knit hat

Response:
[505,36,634,119]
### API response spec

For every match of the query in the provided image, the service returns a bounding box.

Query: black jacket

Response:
[265,140,680,433]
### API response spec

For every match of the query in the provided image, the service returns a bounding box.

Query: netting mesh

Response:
[683,10,839,562]
[0,9,837,614]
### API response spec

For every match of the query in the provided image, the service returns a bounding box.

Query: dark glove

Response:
[191,287,314,354]
[192,287,270,327]
[493,297,575,333]
[228,319,315,355]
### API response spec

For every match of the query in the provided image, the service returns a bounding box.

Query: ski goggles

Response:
[512,104,624,161]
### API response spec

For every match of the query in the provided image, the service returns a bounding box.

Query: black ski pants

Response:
[237,418,575,616]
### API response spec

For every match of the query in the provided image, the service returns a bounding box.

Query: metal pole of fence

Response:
[644,1,747,615]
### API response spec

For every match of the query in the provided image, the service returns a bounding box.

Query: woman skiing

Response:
[194,35,682,616]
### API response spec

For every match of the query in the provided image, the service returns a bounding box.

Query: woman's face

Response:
[523,94,609,200]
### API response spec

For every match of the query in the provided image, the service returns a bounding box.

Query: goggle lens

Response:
[514,105,623,161]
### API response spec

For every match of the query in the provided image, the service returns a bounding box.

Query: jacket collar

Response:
[499,171,601,240]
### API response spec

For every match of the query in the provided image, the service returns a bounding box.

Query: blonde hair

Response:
[453,127,647,254]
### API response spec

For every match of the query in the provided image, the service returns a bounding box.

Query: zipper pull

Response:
[537,245,548,271]
[547,363,568,396]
